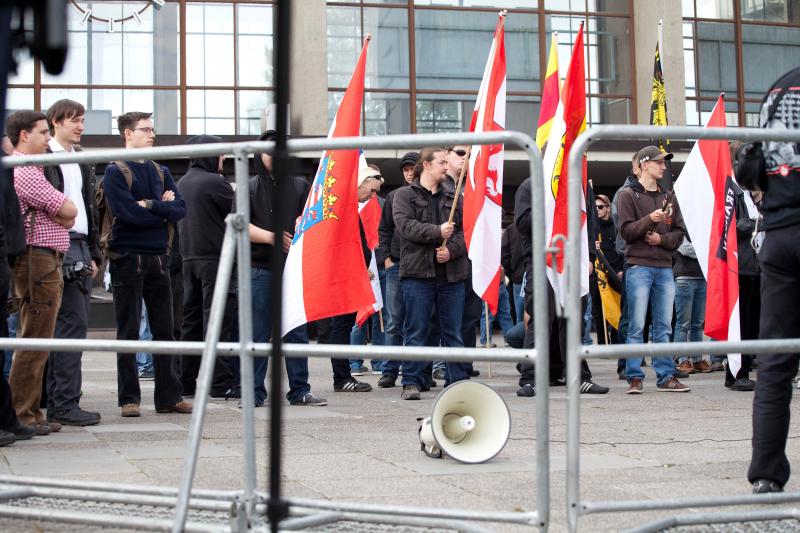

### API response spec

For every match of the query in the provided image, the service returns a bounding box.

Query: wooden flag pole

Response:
[378,309,384,333]
[484,301,493,378]
[441,146,472,248]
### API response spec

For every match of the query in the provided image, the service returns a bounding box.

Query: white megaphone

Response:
[418,381,510,464]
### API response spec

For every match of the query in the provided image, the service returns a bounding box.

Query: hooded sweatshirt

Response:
[177,135,234,261]
[617,180,685,268]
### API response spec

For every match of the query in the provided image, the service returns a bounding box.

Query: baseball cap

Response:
[637,145,673,165]
[399,151,419,170]
[357,166,382,186]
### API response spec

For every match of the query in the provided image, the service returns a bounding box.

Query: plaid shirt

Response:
[13,150,70,253]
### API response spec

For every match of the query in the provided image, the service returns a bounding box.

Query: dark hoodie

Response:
[177,135,234,261]
[617,180,685,268]
[249,131,310,270]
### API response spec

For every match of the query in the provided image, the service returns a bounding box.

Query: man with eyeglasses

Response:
[103,111,190,418]
[591,194,623,346]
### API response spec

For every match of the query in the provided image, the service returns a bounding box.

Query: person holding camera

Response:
[42,99,102,427]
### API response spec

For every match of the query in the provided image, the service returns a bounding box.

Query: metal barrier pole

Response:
[172,220,238,533]
[233,147,258,524]
[564,124,800,532]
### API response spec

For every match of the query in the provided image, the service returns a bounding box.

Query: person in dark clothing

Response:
[104,111,190,418]
[176,135,238,399]
[513,178,608,397]
[590,193,622,346]
[393,147,470,400]
[375,152,417,388]
[501,222,525,324]
[249,130,326,407]
[748,66,800,494]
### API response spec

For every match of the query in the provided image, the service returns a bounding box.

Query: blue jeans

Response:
[349,315,384,371]
[382,264,404,376]
[513,282,524,325]
[401,277,467,387]
[624,265,676,385]
[673,277,706,363]
[582,290,594,346]
[479,281,514,345]
[136,301,153,374]
[251,267,311,404]
[4,312,17,379]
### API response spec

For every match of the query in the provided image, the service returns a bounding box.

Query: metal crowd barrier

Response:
[564,124,800,532]
[1,130,549,532]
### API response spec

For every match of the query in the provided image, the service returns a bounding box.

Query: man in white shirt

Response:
[43,99,101,426]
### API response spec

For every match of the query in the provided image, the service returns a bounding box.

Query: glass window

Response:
[585,15,631,96]
[741,24,800,100]
[740,0,800,23]
[545,0,587,10]
[683,22,696,97]
[696,0,734,19]
[694,22,736,99]
[187,90,235,135]
[364,92,411,135]
[5,89,35,112]
[589,96,631,124]
[8,48,35,85]
[415,10,538,92]
[237,4,274,86]
[685,98,739,126]
[186,3,234,86]
[238,90,274,135]
[683,0,696,17]
[414,0,538,7]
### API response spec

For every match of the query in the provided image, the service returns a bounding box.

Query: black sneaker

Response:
[334,378,372,392]
[753,479,783,494]
[378,373,397,388]
[673,369,691,379]
[580,381,610,394]
[617,368,626,380]
[290,393,327,406]
[0,430,14,447]
[6,420,35,441]
[727,378,755,391]
[550,377,566,387]
[49,408,101,426]
[467,368,481,377]
[516,384,535,397]
[432,368,446,381]
[401,385,421,400]
[210,385,241,400]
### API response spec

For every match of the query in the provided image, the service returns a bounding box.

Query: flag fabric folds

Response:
[282,39,375,336]
[355,196,384,327]
[541,23,590,308]
[650,40,669,151]
[587,181,622,331]
[536,32,560,150]
[464,12,507,315]
[673,95,741,376]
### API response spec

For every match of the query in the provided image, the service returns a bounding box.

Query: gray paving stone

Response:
[113,443,240,460]
[2,448,137,476]
[13,431,99,446]
[87,423,186,433]
[398,457,534,475]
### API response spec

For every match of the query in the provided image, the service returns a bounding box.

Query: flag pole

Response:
[378,309,384,333]
[441,145,472,248]
[484,301,493,378]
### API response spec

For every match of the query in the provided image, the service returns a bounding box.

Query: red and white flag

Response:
[541,23,589,308]
[674,95,741,375]
[464,11,506,314]
[355,196,384,327]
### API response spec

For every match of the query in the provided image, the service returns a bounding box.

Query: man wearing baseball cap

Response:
[617,145,689,394]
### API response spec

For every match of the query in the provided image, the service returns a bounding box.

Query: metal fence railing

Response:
[564,124,800,532]
[1,130,549,532]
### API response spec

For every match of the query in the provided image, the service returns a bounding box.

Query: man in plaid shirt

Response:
[5,111,78,435]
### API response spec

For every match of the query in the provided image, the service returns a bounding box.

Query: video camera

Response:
[62,261,92,282]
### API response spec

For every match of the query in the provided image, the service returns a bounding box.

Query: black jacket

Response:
[759,66,800,230]
[732,180,760,276]
[392,180,467,282]
[376,187,404,265]
[501,223,525,284]
[43,145,101,265]
[595,217,623,273]
[177,135,234,261]
[249,155,310,270]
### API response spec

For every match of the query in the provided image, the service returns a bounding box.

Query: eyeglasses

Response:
[450,149,467,157]
[596,204,608,210]
[133,127,156,135]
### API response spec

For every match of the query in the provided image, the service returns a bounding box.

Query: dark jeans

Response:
[727,273,759,382]
[47,235,92,415]
[251,267,311,404]
[401,277,468,387]
[111,253,182,409]
[381,263,403,377]
[0,260,17,430]
[179,259,237,395]
[749,225,800,487]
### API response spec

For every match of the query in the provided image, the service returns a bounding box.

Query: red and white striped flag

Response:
[541,23,589,308]
[674,95,741,375]
[464,11,507,314]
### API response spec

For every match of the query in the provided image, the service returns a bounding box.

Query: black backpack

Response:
[1,168,25,266]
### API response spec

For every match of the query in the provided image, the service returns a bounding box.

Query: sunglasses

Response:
[450,149,467,157]
[596,204,608,210]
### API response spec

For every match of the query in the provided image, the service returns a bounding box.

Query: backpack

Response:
[96,160,174,259]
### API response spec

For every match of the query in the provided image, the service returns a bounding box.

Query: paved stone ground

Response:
[0,330,798,532]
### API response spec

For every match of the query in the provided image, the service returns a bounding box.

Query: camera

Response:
[63,261,92,282]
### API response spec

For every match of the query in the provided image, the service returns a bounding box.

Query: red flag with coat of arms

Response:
[282,38,375,335]
[464,11,507,315]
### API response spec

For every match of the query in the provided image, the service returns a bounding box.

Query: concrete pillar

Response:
[289,1,328,136]
[632,0,686,125]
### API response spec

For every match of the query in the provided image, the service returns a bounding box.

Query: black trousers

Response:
[518,287,592,386]
[726,274,759,383]
[329,313,356,385]
[110,253,182,409]
[0,260,17,429]
[749,225,800,487]
[179,259,237,395]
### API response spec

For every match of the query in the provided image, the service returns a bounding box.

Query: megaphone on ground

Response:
[418,380,510,464]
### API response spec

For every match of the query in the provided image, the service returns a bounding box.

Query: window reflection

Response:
[741,25,800,99]
[186,3,234,86]
[740,0,800,22]
[187,90,235,135]
[238,90,273,136]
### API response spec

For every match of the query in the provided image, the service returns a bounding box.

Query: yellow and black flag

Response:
[650,24,673,187]
[587,182,622,334]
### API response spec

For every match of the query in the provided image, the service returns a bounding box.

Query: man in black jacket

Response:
[43,99,102,426]
[176,135,238,399]
[748,66,800,494]
[393,147,469,400]
[249,130,326,407]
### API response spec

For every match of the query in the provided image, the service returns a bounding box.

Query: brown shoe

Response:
[710,361,725,372]
[626,378,643,395]
[33,424,50,436]
[43,421,61,433]
[693,360,713,373]
[156,400,192,414]
[676,360,695,374]
[121,403,141,418]
[657,377,691,392]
